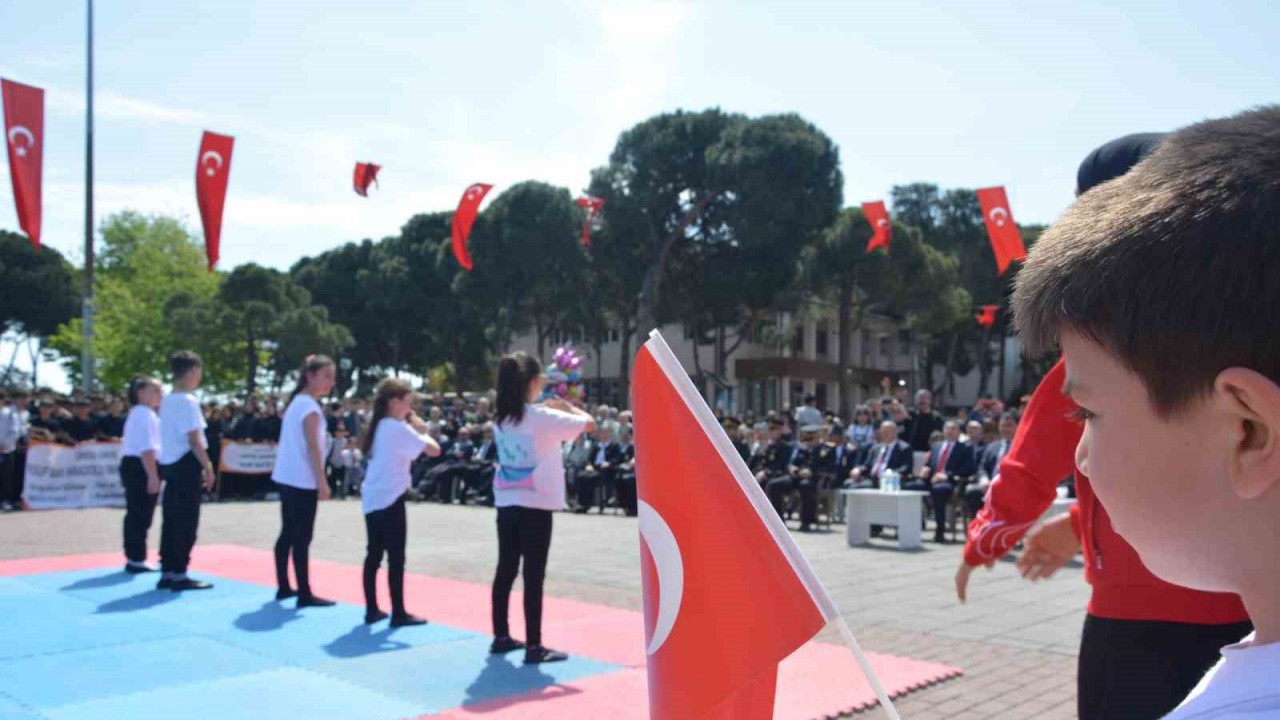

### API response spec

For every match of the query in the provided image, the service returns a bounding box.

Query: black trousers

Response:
[616,471,637,516]
[491,506,553,647]
[159,453,203,575]
[764,475,794,517]
[1078,614,1253,720]
[575,469,615,511]
[0,452,15,505]
[274,483,318,597]
[120,456,158,563]
[364,494,408,616]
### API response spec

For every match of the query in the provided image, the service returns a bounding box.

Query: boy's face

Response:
[1062,330,1236,592]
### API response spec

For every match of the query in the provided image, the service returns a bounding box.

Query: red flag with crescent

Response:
[196,131,234,272]
[976,186,1027,276]
[2,79,44,248]
[975,304,999,329]
[353,162,381,197]
[633,331,842,720]
[451,183,492,271]
[575,195,604,247]
[861,201,891,253]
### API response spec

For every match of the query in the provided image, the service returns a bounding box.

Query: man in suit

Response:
[766,425,822,528]
[847,421,913,489]
[965,420,988,457]
[575,424,624,513]
[966,412,1018,518]
[752,419,792,490]
[614,427,638,517]
[908,420,978,543]
[464,423,498,505]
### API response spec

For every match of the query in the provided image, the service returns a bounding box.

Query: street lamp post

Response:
[81,0,95,393]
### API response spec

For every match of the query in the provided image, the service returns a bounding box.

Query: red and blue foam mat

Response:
[0,545,961,719]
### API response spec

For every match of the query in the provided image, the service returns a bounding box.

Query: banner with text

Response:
[219,440,278,475]
[23,441,125,510]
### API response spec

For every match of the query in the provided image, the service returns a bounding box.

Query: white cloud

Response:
[45,87,208,126]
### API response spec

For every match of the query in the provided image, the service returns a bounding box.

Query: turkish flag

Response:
[975,304,999,329]
[976,186,1027,276]
[633,331,840,719]
[196,131,234,271]
[451,183,492,271]
[861,201,891,253]
[2,79,44,248]
[353,162,381,197]
[575,195,604,246]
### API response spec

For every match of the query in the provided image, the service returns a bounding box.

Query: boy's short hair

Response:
[1014,105,1280,416]
[169,350,203,381]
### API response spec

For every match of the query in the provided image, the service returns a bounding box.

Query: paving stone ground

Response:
[0,499,1089,719]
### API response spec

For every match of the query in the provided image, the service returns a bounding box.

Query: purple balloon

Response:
[556,382,569,397]
[569,357,582,369]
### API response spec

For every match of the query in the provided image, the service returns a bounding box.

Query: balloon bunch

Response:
[542,345,584,403]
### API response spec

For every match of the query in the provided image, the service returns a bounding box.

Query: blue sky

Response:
[3,0,1279,386]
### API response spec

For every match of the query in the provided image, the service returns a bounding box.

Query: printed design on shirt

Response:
[972,518,1036,558]
[495,431,537,491]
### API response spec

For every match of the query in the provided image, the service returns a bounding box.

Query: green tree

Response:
[0,231,80,387]
[50,212,219,390]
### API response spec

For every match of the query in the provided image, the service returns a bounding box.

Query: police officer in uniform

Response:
[751,418,792,490]
[766,425,827,530]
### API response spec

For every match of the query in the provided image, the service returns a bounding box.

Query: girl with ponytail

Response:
[489,352,595,664]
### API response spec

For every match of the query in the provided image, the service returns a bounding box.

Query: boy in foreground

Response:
[1013,106,1280,717]
[157,351,217,591]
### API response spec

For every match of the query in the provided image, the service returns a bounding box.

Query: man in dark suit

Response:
[966,413,1018,518]
[464,423,498,505]
[908,420,978,543]
[766,425,823,528]
[575,424,624,513]
[614,428,638,516]
[751,419,792,489]
[847,421,913,489]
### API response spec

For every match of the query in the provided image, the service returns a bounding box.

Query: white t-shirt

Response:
[362,418,429,514]
[121,405,161,458]
[158,391,206,465]
[1164,633,1280,719]
[272,395,326,490]
[494,404,590,511]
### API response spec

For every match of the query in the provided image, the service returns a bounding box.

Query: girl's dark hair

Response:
[127,375,159,406]
[494,352,543,427]
[361,377,415,457]
[287,354,334,407]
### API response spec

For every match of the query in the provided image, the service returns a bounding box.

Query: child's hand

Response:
[1016,514,1081,581]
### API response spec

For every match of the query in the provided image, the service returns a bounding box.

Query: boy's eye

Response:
[1067,406,1096,424]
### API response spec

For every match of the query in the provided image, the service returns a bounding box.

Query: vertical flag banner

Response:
[353,162,381,197]
[633,330,898,720]
[575,195,605,246]
[451,183,492,271]
[861,201,891,253]
[196,131,234,271]
[975,304,999,329]
[2,79,44,248]
[976,186,1027,276]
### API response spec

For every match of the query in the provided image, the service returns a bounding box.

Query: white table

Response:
[841,489,930,550]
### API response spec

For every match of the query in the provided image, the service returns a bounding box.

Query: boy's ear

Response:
[1216,368,1280,500]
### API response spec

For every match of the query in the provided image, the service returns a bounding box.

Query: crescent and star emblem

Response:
[639,500,684,656]
[988,207,1010,227]
[7,126,35,157]
[201,150,224,177]
[876,218,888,228]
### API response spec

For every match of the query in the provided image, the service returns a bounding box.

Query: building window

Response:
[815,383,829,412]
[815,322,829,358]
[860,330,871,358]
[792,326,804,355]
[880,335,891,357]
[898,329,911,355]
[790,381,804,409]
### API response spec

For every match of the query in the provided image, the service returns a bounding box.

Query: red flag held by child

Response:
[634,331,857,719]
[196,131,234,272]
[2,79,44,248]
[975,304,999,329]
[976,186,1027,275]
[575,195,604,246]
[353,162,381,197]
[861,201,891,253]
[451,183,492,271]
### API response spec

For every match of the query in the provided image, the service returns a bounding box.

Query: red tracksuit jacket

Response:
[963,360,1247,624]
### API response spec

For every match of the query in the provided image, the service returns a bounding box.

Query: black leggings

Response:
[120,456,158,563]
[364,494,408,616]
[491,506,553,647]
[274,483,318,597]
[1077,614,1253,720]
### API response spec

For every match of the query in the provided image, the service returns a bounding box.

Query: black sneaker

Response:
[170,578,213,592]
[297,595,336,608]
[125,563,158,574]
[390,613,428,628]
[276,588,298,601]
[489,636,526,654]
[156,577,175,590]
[364,609,389,625]
[524,646,568,664]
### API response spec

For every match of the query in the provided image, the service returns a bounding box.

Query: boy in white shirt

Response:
[156,351,217,592]
[1012,107,1280,718]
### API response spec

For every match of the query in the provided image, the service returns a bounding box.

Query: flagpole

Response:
[836,616,902,720]
[81,0,95,393]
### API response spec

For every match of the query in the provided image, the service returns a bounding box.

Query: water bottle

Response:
[883,469,898,493]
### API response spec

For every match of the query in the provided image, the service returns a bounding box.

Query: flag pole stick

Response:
[836,615,902,720]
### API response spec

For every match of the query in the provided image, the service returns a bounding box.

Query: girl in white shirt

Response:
[490,353,595,664]
[120,376,163,573]
[270,355,336,608]
[359,378,441,626]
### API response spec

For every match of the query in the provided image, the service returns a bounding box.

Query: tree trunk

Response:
[245,321,258,395]
[29,336,41,388]
[938,331,960,406]
[636,191,721,342]
[836,281,854,419]
[998,323,1008,402]
[593,334,604,405]
[535,318,545,360]
[977,326,993,397]
[618,320,634,409]
[1,338,20,386]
